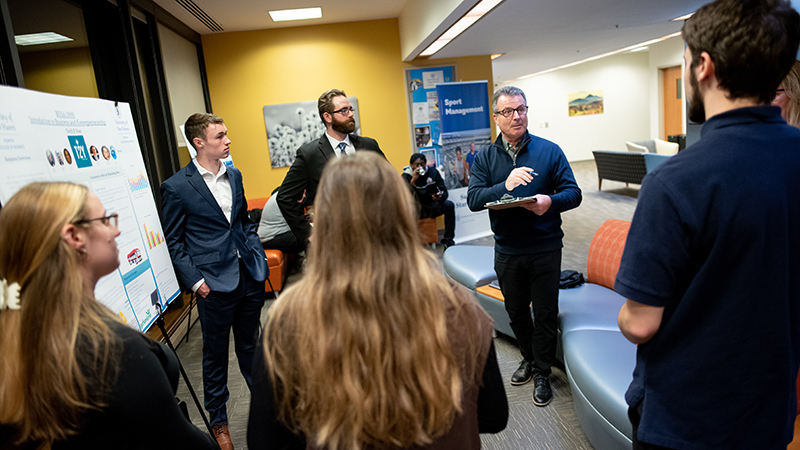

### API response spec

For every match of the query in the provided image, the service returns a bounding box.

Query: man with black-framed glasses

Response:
[277,89,384,249]
[467,86,581,407]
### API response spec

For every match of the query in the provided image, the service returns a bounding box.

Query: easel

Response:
[154,300,219,448]
[154,276,278,448]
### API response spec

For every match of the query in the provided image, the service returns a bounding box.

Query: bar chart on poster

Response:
[0,85,181,332]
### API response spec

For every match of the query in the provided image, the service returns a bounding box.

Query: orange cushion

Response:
[248,197,268,211]
[418,217,438,244]
[586,219,631,290]
[476,284,504,302]
[263,249,284,267]
[263,249,286,292]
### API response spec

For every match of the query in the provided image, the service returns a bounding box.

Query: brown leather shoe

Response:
[212,424,233,450]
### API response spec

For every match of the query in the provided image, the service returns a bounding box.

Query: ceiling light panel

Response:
[419,0,505,58]
[14,32,73,46]
[672,12,694,21]
[420,40,449,57]
[269,7,322,22]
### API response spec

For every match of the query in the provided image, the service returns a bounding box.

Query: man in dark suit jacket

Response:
[277,89,384,247]
[160,113,267,450]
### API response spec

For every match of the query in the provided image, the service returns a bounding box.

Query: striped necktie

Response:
[337,142,347,156]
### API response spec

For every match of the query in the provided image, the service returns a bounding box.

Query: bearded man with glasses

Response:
[277,89,384,249]
[467,86,581,407]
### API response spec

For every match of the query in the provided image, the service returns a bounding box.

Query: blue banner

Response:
[437,82,491,133]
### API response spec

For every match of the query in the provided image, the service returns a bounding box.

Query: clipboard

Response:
[484,195,538,210]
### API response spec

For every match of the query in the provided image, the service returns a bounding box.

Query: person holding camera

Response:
[402,153,455,248]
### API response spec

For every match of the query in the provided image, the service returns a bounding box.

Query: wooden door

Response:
[662,66,682,140]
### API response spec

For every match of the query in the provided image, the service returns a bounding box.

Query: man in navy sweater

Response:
[468,86,581,407]
[616,0,800,448]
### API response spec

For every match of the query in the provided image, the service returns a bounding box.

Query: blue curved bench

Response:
[442,219,634,450]
[564,329,635,450]
[442,245,496,290]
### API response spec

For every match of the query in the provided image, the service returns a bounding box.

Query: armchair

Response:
[625,138,679,155]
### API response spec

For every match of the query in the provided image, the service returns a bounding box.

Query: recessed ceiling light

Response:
[419,0,504,57]
[491,53,504,60]
[269,7,322,22]
[672,12,694,21]
[14,32,73,46]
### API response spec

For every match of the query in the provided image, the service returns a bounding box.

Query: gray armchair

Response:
[592,150,671,190]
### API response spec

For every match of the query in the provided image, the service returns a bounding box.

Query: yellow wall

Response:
[201,18,493,199]
[19,47,98,98]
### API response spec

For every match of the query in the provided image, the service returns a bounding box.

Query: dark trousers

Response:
[421,200,455,240]
[261,230,304,254]
[494,249,561,375]
[629,400,676,450]
[196,259,265,426]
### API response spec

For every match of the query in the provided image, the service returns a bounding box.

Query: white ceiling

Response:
[151,0,707,83]
[151,0,407,32]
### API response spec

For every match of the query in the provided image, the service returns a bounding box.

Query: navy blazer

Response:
[277,134,383,245]
[160,162,268,293]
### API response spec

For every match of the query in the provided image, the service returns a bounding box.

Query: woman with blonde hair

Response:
[773,60,800,127]
[774,60,800,424]
[248,152,507,450]
[0,182,216,449]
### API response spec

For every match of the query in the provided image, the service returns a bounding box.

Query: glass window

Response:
[8,0,98,97]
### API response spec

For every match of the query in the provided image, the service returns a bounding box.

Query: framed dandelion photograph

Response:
[263,97,361,168]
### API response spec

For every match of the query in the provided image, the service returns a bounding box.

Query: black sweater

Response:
[1,321,217,450]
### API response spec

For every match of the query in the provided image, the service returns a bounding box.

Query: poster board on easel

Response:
[0,85,181,332]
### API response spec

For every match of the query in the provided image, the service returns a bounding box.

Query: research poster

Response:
[435,81,493,243]
[407,66,454,167]
[0,85,181,331]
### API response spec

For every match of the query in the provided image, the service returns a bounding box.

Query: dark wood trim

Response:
[197,42,212,113]
[133,12,181,178]
[153,3,201,44]
[0,0,24,87]
[83,0,161,201]
[128,0,201,44]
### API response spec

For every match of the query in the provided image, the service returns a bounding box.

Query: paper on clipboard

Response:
[484,195,538,210]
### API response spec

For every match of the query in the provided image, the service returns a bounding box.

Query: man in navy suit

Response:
[277,89,384,248]
[161,113,267,450]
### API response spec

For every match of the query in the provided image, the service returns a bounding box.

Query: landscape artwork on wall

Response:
[568,90,604,117]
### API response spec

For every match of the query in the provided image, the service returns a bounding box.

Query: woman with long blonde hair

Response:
[773,60,800,127]
[0,182,216,449]
[248,152,507,450]
[774,60,800,420]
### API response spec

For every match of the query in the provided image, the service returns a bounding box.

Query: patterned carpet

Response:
[174,159,642,450]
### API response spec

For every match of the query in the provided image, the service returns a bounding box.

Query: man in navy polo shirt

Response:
[615,0,800,448]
